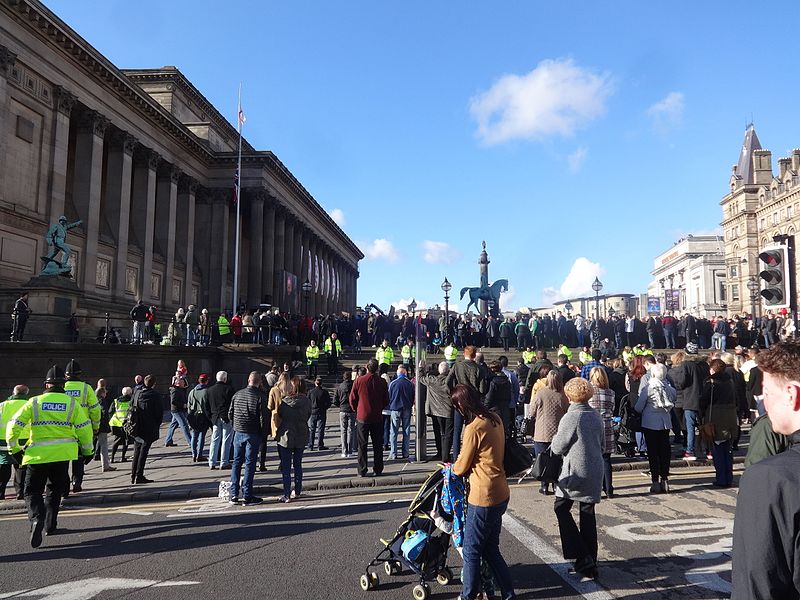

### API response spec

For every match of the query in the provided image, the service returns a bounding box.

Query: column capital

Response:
[180,174,199,193]
[0,45,17,78]
[134,148,161,170]
[159,164,181,184]
[53,85,76,116]
[76,109,109,138]
[245,187,268,204]
[111,129,138,155]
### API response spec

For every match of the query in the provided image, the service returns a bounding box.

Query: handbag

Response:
[504,437,533,477]
[531,448,563,483]
[122,403,139,438]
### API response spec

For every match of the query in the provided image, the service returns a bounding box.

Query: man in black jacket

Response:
[308,377,332,451]
[733,341,800,599]
[206,371,234,470]
[130,375,163,484]
[227,371,267,505]
[669,353,707,460]
[334,369,356,457]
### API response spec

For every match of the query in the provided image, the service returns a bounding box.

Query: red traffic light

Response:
[759,250,784,267]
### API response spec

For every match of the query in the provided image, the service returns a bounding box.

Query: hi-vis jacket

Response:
[64,380,101,433]
[6,390,94,465]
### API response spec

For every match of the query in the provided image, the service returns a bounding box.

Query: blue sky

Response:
[47,1,800,312]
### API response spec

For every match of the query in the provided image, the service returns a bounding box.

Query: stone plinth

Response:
[20,274,83,342]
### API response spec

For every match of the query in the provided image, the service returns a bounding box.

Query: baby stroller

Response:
[616,394,638,457]
[359,468,457,600]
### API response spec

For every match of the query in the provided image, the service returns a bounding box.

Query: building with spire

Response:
[720,124,800,316]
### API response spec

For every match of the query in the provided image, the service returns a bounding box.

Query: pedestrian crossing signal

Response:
[759,246,789,309]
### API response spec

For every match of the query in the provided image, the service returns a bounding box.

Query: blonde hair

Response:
[589,367,609,390]
[564,377,594,403]
[545,370,564,393]
[720,352,735,367]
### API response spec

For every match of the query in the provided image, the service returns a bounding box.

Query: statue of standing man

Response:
[41,216,81,276]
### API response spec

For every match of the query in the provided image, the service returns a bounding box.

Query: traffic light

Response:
[759,245,790,309]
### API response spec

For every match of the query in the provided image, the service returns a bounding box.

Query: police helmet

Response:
[45,365,66,384]
[65,358,82,378]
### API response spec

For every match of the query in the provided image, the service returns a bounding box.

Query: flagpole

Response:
[232,83,243,317]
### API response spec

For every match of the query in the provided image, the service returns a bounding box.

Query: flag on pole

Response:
[232,94,245,206]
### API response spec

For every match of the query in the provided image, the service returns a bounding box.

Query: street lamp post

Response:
[407,298,417,318]
[608,307,616,318]
[591,277,603,319]
[302,279,312,317]
[441,277,452,340]
[747,277,760,319]
[564,300,573,319]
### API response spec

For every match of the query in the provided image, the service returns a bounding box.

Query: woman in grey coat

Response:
[634,363,677,493]
[420,361,453,461]
[550,377,604,580]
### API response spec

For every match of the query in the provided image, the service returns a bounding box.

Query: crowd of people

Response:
[3,333,800,597]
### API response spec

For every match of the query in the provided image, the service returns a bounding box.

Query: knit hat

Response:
[564,377,593,403]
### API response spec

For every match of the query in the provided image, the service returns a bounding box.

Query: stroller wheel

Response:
[412,583,430,600]
[436,567,454,586]
[360,572,379,591]
[384,560,402,576]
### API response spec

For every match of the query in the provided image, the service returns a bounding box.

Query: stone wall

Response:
[0,342,296,407]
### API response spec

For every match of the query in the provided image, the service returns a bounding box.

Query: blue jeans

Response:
[209,418,233,467]
[664,327,676,349]
[190,428,206,459]
[165,411,192,445]
[382,414,391,448]
[308,413,327,449]
[278,445,304,497]
[462,500,515,600]
[452,410,464,459]
[185,325,197,346]
[389,407,412,458]
[684,409,699,455]
[711,440,733,486]
[230,431,260,499]
[712,332,726,351]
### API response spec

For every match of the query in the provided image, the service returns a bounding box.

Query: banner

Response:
[647,296,661,314]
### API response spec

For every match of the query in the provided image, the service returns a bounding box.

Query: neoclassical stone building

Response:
[721,124,800,316]
[0,0,361,332]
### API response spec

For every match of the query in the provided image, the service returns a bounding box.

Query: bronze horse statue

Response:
[459,279,508,315]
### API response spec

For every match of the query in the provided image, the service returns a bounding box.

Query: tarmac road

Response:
[0,467,736,600]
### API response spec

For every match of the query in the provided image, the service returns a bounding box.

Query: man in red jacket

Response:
[349,358,389,477]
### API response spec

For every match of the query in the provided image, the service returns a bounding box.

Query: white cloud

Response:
[422,240,462,264]
[359,238,399,263]
[646,91,684,132]
[499,286,516,312]
[567,146,588,174]
[328,208,346,227]
[392,298,429,312]
[469,58,613,145]
[542,257,605,305]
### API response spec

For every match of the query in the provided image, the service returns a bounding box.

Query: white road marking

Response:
[120,511,153,516]
[0,577,199,599]
[167,496,410,518]
[605,518,732,542]
[502,513,616,600]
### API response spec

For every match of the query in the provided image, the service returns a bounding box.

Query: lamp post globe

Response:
[591,277,603,319]
[302,278,312,316]
[408,298,417,317]
[564,300,573,318]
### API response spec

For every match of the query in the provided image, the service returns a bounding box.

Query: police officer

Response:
[376,340,394,368]
[63,359,100,493]
[306,339,320,378]
[443,341,458,368]
[400,339,416,376]
[0,385,30,500]
[324,333,343,375]
[6,366,94,548]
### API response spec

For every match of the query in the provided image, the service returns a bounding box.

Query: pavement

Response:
[0,415,749,513]
[0,466,737,599]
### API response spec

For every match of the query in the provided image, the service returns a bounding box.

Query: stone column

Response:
[300,229,310,291]
[105,130,137,301]
[72,110,108,293]
[247,188,265,307]
[273,208,286,309]
[194,189,212,309]
[208,190,230,313]
[131,149,160,302]
[156,164,180,306]
[284,214,295,277]
[293,225,303,283]
[48,85,75,222]
[0,46,16,204]
[177,176,197,307]
[262,197,276,305]
[321,246,330,316]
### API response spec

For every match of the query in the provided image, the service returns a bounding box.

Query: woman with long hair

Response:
[626,356,648,455]
[275,376,311,503]
[588,368,615,498]
[531,371,569,495]
[451,384,515,600]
